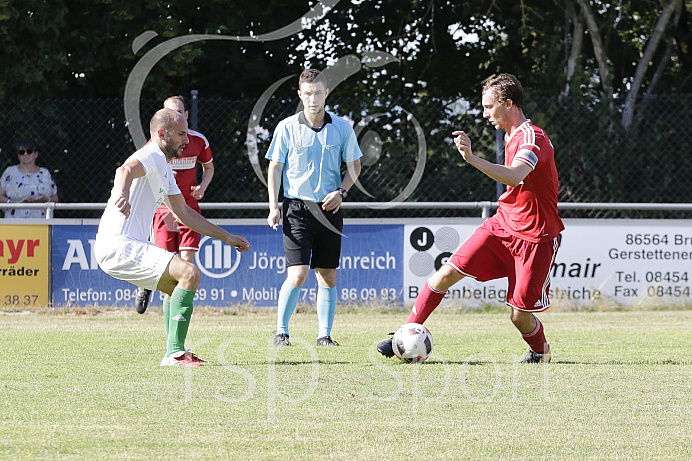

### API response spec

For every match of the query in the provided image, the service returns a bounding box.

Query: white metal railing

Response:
[1,201,692,220]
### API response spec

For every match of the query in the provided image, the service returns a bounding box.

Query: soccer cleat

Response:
[316,336,340,346]
[521,348,552,363]
[135,288,152,314]
[160,350,206,367]
[376,337,395,358]
[184,350,207,364]
[273,333,291,346]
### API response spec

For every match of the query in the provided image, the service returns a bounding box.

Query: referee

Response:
[266,68,362,346]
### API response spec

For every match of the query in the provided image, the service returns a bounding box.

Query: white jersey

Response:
[97,142,181,243]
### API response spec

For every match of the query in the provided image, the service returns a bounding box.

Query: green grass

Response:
[1,309,691,460]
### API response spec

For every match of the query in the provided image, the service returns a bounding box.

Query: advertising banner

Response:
[404,219,692,307]
[52,223,403,307]
[0,224,50,307]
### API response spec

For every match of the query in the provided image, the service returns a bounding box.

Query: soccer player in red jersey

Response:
[135,95,215,313]
[378,73,564,363]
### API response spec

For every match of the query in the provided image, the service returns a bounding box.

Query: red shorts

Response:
[446,218,560,312]
[152,202,202,253]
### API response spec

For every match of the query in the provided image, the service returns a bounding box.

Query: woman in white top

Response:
[0,139,58,218]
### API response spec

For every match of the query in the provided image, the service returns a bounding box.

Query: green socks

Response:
[162,298,171,338]
[166,288,195,357]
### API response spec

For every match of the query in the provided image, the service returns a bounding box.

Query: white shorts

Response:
[94,234,175,290]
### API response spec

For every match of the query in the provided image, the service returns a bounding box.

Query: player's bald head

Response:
[150,108,186,135]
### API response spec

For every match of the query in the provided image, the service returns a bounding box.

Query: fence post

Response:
[190,89,199,131]
[495,130,505,200]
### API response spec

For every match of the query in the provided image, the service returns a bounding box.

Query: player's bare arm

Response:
[166,194,251,252]
[322,159,362,213]
[267,160,284,228]
[191,161,214,200]
[112,158,146,218]
[452,130,532,187]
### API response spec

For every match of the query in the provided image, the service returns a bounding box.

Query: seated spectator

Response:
[0,139,59,218]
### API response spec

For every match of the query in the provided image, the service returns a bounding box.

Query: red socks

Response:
[522,317,549,353]
[407,281,446,324]
[409,281,550,355]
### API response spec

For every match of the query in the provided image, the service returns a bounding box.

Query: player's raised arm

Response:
[452,130,532,187]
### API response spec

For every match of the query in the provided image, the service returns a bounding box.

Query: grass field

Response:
[1,308,691,460]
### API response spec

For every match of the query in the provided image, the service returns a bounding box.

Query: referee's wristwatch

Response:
[336,187,348,198]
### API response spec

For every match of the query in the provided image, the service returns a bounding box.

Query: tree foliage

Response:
[1,0,689,103]
[1,0,690,213]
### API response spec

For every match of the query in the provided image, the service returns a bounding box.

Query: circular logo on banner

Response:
[435,252,453,271]
[195,236,242,279]
[409,226,460,276]
[409,251,435,277]
[434,227,460,252]
[410,227,434,251]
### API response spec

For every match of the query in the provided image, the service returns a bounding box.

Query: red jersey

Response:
[493,120,564,243]
[168,129,213,204]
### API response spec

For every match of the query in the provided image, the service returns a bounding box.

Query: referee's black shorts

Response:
[282,198,343,269]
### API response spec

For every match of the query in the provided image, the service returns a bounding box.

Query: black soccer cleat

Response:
[317,336,340,346]
[273,333,291,346]
[135,288,152,314]
[521,348,552,363]
[377,337,395,358]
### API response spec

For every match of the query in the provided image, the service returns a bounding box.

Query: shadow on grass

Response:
[553,359,689,365]
[392,359,504,366]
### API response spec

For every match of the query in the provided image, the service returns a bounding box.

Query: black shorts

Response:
[282,198,343,268]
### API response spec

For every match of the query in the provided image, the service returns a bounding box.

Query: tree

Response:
[2,0,690,106]
[563,0,690,127]
[0,0,326,99]
[621,0,683,128]
[1,0,691,211]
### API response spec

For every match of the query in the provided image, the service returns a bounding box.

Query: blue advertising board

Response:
[52,224,404,307]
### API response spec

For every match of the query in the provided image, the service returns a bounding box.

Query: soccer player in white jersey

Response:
[94,108,250,367]
[134,95,215,314]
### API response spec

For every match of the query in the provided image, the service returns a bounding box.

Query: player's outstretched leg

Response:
[377,280,446,358]
[135,288,152,314]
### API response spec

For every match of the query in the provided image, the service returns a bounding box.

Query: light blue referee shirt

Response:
[265,111,363,203]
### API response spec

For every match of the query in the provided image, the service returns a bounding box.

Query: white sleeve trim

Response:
[515,148,538,169]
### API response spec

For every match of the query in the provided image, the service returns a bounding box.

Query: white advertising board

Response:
[404,219,692,308]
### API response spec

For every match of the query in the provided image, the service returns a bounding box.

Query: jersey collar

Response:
[298,111,332,132]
